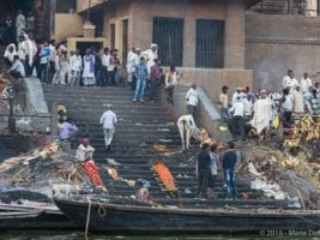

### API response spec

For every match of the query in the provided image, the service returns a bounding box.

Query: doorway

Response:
[122,19,129,67]
[0,0,35,45]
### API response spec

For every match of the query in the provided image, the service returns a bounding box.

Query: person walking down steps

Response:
[100,104,117,153]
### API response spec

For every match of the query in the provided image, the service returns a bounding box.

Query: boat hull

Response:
[54,198,320,233]
[0,203,77,230]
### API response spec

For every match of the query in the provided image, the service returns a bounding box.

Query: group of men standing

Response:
[218,68,320,143]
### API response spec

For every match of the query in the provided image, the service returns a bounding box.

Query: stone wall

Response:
[175,68,253,103]
[245,12,320,91]
[13,78,51,133]
[162,85,231,141]
[53,13,85,40]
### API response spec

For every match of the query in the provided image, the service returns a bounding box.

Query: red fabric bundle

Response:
[82,160,105,188]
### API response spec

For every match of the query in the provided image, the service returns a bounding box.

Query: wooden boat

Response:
[0,210,43,229]
[54,195,320,233]
[0,202,77,230]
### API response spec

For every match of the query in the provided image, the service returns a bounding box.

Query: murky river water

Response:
[1,231,320,240]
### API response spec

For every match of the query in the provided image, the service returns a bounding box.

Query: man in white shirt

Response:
[232,87,243,105]
[141,43,158,77]
[243,94,253,121]
[16,10,25,42]
[300,72,313,95]
[100,104,117,152]
[8,55,25,79]
[185,84,199,118]
[101,47,110,86]
[282,69,298,91]
[229,96,245,141]
[126,47,138,86]
[70,50,82,86]
[282,88,294,128]
[17,35,26,64]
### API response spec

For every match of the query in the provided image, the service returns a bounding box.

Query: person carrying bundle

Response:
[76,138,108,192]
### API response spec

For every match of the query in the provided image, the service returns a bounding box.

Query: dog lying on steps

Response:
[176,114,201,151]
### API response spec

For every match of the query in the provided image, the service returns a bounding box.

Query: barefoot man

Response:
[252,90,273,142]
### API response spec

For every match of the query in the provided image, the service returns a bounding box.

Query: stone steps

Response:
[42,85,280,205]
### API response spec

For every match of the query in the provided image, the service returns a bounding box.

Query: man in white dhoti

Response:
[23,34,37,77]
[282,69,298,91]
[15,10,25,43]
[252,90,273,142]
[100,104,117,152]
[126,47,139,86]
[70,50,82,86]
[300,72,313,95]
[141,43,158,76]
[291,86,305,114]
[82,49,96,86]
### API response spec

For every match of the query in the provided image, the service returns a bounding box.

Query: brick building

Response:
[53,0,259,101]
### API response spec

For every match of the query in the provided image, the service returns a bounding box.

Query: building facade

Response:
[71,0,259,101]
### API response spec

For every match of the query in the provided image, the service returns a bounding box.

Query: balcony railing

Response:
[250,0,319,16]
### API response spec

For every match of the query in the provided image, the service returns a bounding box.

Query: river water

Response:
[1,231,320,240]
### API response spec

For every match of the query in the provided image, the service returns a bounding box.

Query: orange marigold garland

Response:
[153,159,177,192]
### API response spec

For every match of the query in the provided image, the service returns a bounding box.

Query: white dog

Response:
[177,114,201,151]
[49,180,80,198]
[51,184,80,198]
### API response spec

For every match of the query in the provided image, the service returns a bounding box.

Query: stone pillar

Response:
[224,0,245,68]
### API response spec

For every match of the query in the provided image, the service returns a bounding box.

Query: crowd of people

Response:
[218,69,320,143]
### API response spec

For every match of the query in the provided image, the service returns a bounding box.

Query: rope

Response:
[97,203,107,218]
[85,197,92,240]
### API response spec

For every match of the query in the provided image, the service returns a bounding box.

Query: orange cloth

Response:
[83,160,105,188]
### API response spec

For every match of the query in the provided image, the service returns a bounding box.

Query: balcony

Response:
[77,0,106,12]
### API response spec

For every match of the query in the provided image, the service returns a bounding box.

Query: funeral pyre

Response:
[0,141,95,205]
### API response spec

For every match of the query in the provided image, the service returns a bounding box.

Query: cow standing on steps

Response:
[177,114,201,151]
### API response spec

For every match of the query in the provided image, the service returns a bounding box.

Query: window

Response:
[110,23,116,49]
[152,17,184,66]
[196,19,224,68]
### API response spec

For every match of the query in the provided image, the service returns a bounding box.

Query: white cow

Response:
[176,114,201,151]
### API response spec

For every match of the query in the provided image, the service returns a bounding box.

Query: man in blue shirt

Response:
[221,141,237,200]
[133,57,148,103]
[197,143,212,199]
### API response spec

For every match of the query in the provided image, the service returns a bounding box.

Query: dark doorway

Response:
[89,8,104,37]
[122,19,129,67]
[110,24,116,49]
[76,42,104,56]
[0,0,34,45]
[0,0,34,21]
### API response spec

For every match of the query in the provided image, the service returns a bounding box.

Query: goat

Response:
[176,114,201,151]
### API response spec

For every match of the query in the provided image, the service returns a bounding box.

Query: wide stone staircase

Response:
[43,85,292,209]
